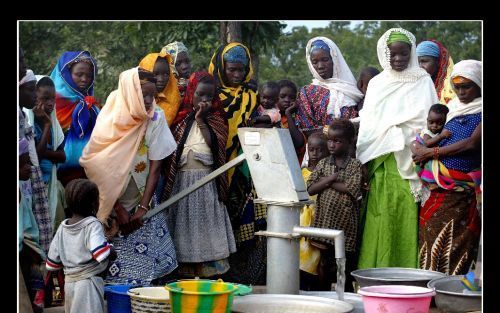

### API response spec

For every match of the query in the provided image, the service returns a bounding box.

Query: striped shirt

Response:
[46,216,110,281]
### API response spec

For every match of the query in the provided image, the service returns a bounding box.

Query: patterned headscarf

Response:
[310,39,331,53]
[160,42,190,99]
[208,42,258,184]
[139,52,181,127]
[223,45,249,66]
[163,72,228,202]
[161,41,189,72]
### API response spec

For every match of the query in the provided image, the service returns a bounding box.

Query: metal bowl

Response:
[232,294,354,313]
[427,275,481,313]
[351,267,446,288]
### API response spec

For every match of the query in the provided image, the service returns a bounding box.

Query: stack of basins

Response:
[350,267,455,313]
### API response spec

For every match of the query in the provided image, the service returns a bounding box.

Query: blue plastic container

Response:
[105,284,134,313]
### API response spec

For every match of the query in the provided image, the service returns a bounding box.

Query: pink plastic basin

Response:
[358,285,435,313]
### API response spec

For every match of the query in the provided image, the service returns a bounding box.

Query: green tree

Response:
[378,21,481,61]
[20,21,481,105]
[219,21,285,81]
[241,22,285,82]
[259,26,311,87]
[258,21,481,90]
[19,21,221,103]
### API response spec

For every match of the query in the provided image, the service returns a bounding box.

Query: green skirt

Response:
[358,153,418,269]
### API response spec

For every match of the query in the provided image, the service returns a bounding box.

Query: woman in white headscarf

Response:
[356,28,438,269]
[412,60,482,275]
[161,41,192,99]
[295,37,364,137]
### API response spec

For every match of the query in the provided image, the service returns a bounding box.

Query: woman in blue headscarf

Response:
[50,51,99,185]
[416,40,456,104]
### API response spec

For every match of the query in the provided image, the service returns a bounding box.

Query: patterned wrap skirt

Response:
[419,188,480,275]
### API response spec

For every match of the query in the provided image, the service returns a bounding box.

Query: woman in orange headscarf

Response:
[139,52,182,127]
[80,67,178,285]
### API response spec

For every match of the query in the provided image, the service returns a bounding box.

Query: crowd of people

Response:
[18,27,482,313]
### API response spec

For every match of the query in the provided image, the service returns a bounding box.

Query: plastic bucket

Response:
[128,286,171,313]
[358,285,435,313]
[165,279,240,313]
[104,284,135,313]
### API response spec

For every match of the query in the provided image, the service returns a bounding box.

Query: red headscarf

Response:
[171,72,224,127]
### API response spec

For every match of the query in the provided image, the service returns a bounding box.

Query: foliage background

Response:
[20,21,481,104]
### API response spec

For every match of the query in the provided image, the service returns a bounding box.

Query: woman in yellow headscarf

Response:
[208,42,258,172]
[139,52,182,127]
[208,43,265,284]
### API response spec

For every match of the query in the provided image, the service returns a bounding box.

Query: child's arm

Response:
[307,160,325,195]
[87,221,111,263]
[196,103,213,146]
[308,172,350,195]
[423,129,452,147]
[285,102,305,149]
[33,104,52,159]
[43,143,66,164]
[413,123,480,164]
[342,159,363,200]
[307,159,336,195]
[33,104,66,164]
[46,229,63,271]
[329,180,349,193]
[250,115,273,127]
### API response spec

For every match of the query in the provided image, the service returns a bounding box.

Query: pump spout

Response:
[292,226,345,259]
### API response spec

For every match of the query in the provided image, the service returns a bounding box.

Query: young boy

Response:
[420,103,452,147]
[350,67,380,159]
[276,79,306,163]
[300,132,329,291]
[250,81,281,128]
[307,119,363,292]
[27,76,67,232]
[356,67,380,108]
[46,179,115,313]
[32,76,66,184]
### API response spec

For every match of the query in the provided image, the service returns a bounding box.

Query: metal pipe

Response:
[293,226,345,259]
[143,154,246,220]
[266,204,301,294]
